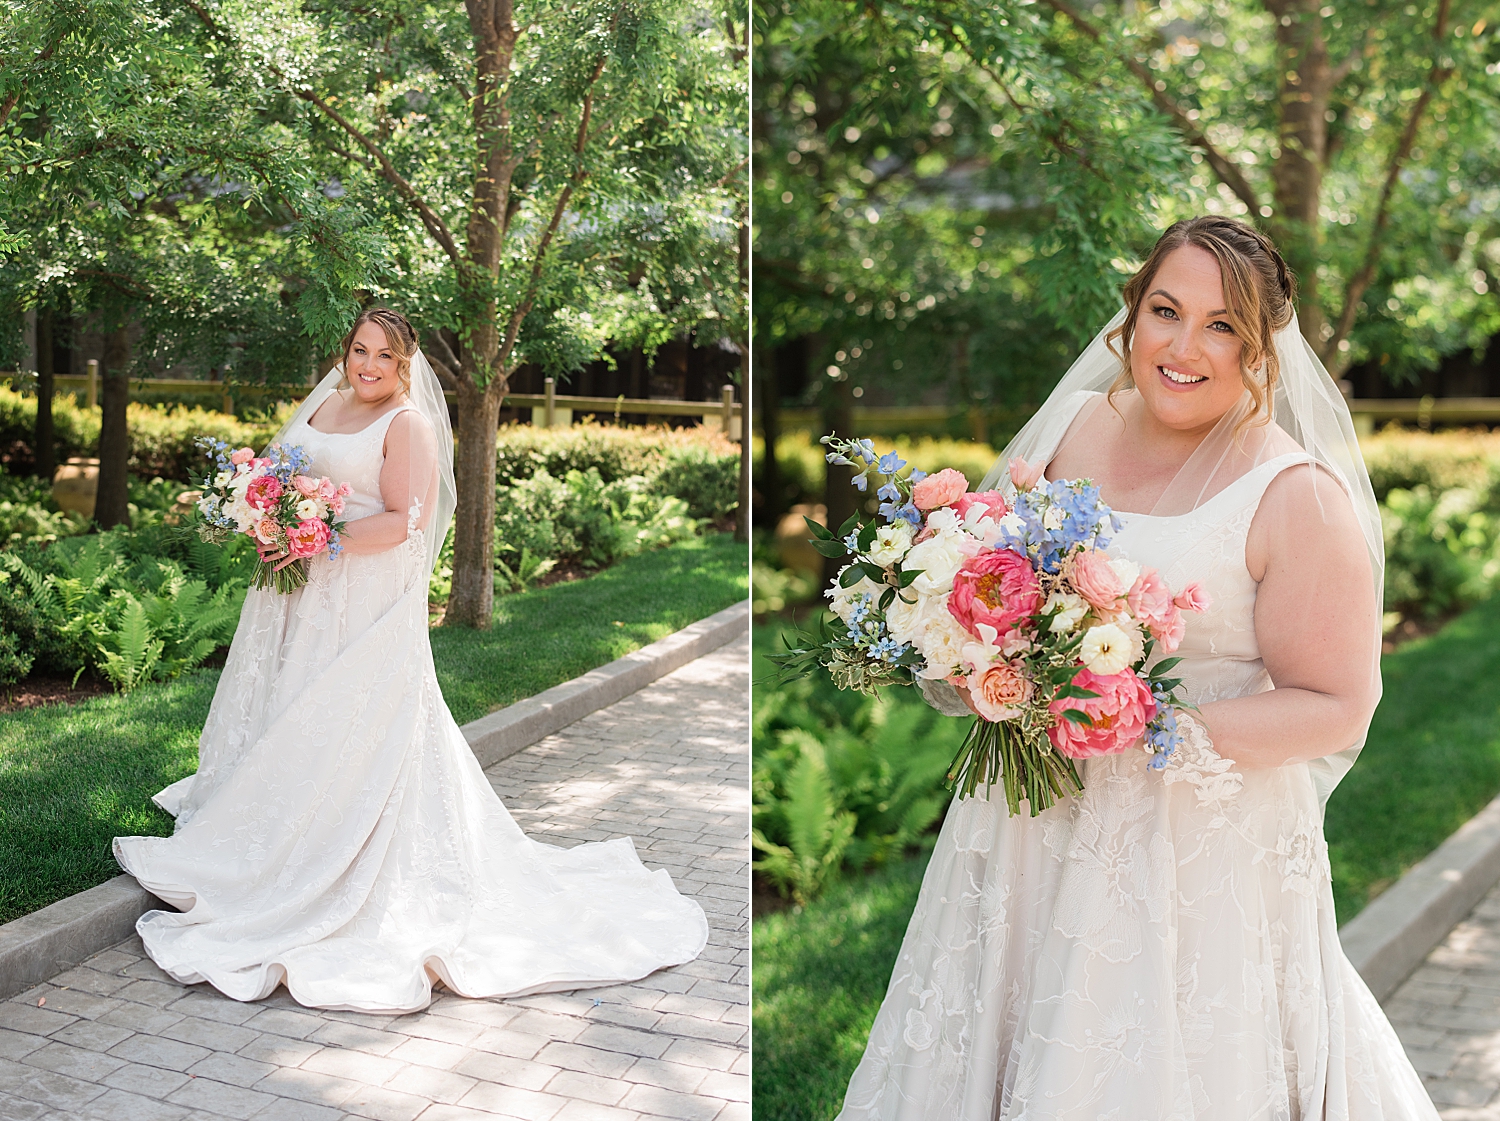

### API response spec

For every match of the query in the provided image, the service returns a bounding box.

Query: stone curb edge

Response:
[0,598,749,1002]
[1340,786,1500,1002]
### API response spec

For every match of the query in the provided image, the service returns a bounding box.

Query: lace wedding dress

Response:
[114,405,708,1014]
[836,406,1438,1119]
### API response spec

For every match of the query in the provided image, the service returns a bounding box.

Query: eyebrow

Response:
[1148,288,1228,317]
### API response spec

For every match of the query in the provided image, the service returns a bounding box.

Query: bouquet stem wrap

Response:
[250,557,310,594]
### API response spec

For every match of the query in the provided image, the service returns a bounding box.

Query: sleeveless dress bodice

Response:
[113,399,708,1013]
[834,408,1437,1119]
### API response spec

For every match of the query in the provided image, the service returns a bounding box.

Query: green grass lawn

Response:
[752,594,1500,1120]
[432,531,747,724]
[0,533,746,925]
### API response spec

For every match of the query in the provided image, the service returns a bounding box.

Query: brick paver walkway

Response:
[0,635,749,1121]
[1385,880,1500,1118]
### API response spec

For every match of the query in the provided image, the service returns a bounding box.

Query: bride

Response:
[835,218,1439,1118]
[113,307,708,1014]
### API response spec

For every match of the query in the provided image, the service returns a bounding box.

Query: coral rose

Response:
[1008,456,1044,492]
[948,547,1042,640]
[965,660,1034,722]
[954,490,1008,522]
[911,468,969,511]
[1174,581,1212,613]
[1069,547,1126,612]
[1047,667,1157,759]
[244,476,283,512]
[285,518,331,559]
[229,447,255,466]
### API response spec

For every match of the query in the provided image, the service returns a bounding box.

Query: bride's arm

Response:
[335,411,439,556]
[1196,463,1381,769]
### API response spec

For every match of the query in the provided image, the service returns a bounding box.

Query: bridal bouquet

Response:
[769,437,1210,816]
[191,438,352,593]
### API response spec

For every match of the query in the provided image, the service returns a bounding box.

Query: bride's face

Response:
[1129,245,1248,433]
[346,322,404,404]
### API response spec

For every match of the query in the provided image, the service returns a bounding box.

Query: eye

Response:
[1210,320,1235,334]
[1152,304,1178,320]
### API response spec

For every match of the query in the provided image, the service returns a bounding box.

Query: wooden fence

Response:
[3,367,743,436]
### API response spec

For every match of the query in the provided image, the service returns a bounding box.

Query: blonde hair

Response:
[338,307,419,393]
[1107,217,1296,432]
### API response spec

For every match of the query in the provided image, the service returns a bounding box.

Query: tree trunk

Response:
[1265,0,1332,348]
[446,373,504,629]
[95,325,131,529]
[821,360,855,587]
[33,308,54,480]
[757,345,784,527]
[735,353,749,544]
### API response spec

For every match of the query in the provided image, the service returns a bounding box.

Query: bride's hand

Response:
[255,540,299,572]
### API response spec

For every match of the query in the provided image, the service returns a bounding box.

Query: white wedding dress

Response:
[113,405,708,1014]
[836,407,1438,1118]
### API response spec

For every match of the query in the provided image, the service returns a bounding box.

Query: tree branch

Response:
[427,329,462,382]
[1035,0,1263,214]
[492,28,616,381]
[1327,0,1454,362]
[0,31,64,131]
[181,0,462,266]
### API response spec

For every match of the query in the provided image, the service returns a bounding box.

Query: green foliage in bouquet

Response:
[753,650,961,906]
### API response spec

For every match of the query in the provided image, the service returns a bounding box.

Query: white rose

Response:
[903,534,969,596]
[228,470,254,496]
[825,566,881,623]
[1079,623,1132,676]
[1044,590,1089,634]
[228,497,257,533]
[213,470,233,488]
[914,612,970,679]
[295,497,325,521]
[1108,556,1141,592]
[885,588,938,645]
[867,521,915,567]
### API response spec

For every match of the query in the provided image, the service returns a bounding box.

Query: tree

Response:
[175,0,746,627]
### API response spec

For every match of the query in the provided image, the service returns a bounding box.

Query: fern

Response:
[751,745,857,906]
[97,597,164,693]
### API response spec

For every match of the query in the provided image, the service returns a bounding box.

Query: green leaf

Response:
[838,565,869,588]
[898,567,923,587]
[1061,708,1095,726]
[1054,684,1101,701]
[838,512,861,536]
[811,538,848,558]
[804,516,834,540]
[1151,656,1184,675]
[856,520,878,552]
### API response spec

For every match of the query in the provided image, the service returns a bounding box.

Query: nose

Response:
[1168,321,1204,362]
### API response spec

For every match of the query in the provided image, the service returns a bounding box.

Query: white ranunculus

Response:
[825,566,882,623]
[867,521,915,567]
[915,612,969,679]
[903,533,970,596]
[1079,622,1132,676]
[1044,590,1089,634]
[213,470,233,488]
[295,497,325,521]
[1109,611,1147,665]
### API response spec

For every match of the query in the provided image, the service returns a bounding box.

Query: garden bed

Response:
[0,533,747,925]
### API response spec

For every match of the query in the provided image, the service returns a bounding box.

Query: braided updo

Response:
[1107,217,1296,429]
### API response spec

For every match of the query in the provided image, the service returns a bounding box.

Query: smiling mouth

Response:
[1160,366,1206,385]
[358,373,380,383]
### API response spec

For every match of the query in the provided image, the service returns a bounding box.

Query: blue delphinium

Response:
[876,481,901,503]
[1144,685,1183,770]
[1000,478,1122,573]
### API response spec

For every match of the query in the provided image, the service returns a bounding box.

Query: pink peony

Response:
[285,518,332,559]
[1009,456,1044,492]
[965,660,1034,721]
[1047,667,1157,759]
[949,548,1043,640]
[1069,548,1126,613]
[244,476,283,512]
[955,490,1009,522]
[229,447,255,466]
[911,468,969,511]
[292,474,321,498]
[1174,581,1212,614]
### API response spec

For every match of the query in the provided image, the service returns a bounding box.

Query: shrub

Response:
[495,422,740,521]
[0,387,283,481]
